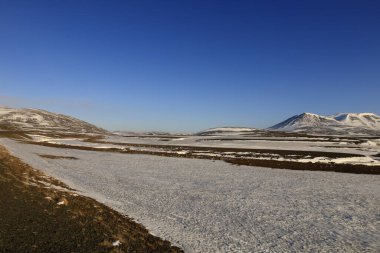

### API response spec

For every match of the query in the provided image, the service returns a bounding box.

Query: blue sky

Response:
[1,1,379,132]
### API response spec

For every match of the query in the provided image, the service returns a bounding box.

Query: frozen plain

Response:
[1,139,379,252]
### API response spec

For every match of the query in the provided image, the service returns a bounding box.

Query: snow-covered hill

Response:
[197,127,258,136]
[269,112,380,135]
[332,113,380,130]
[0,106,107,134]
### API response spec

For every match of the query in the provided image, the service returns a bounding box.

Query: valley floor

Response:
[0,144,182,253]
[1,138,379,252]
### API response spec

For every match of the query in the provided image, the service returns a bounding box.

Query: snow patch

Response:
[112,240,121,247]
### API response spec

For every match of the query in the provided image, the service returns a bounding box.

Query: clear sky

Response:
[1,1,379,132]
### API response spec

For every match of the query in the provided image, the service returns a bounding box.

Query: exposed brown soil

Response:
[38,154,79,160]
[0,129,103,141]
[22,140,380,175]
[224,158,380,175]
[0,145,183,253]
[0,130,32,140]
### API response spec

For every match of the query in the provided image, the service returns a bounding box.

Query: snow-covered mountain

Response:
[332,113,380,130]
[197,127,259,136]
[269,112,380,135]
[0,106,107,134]
[268,113,339,131]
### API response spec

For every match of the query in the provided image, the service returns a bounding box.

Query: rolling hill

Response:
[0,106,107,134]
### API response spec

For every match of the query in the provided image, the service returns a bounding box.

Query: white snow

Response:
[1,138,379,253]
[360,140,377,147]
[332,156,377,165]
[296,156,379,165]
[112,240,121,247]
[332,113,380,129]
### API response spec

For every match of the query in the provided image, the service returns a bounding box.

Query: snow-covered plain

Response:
[31,134,380,164]
[22,135,380,167]
[1,138,379,252]
[103,135,380,155]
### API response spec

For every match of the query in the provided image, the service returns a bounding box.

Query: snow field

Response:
[1,139,379,252]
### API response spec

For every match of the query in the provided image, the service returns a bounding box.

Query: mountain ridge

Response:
[331,113,380,130]
[196,127,258,136]
[0,106,107,134]
[268,112,380,135]
[1,106,379,136]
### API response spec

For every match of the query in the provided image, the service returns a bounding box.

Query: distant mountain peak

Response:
[268,113,338,131]
[300,112,319,117]
[331,112,380,130]
[197,127,258,136]
[269,112,380,135]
